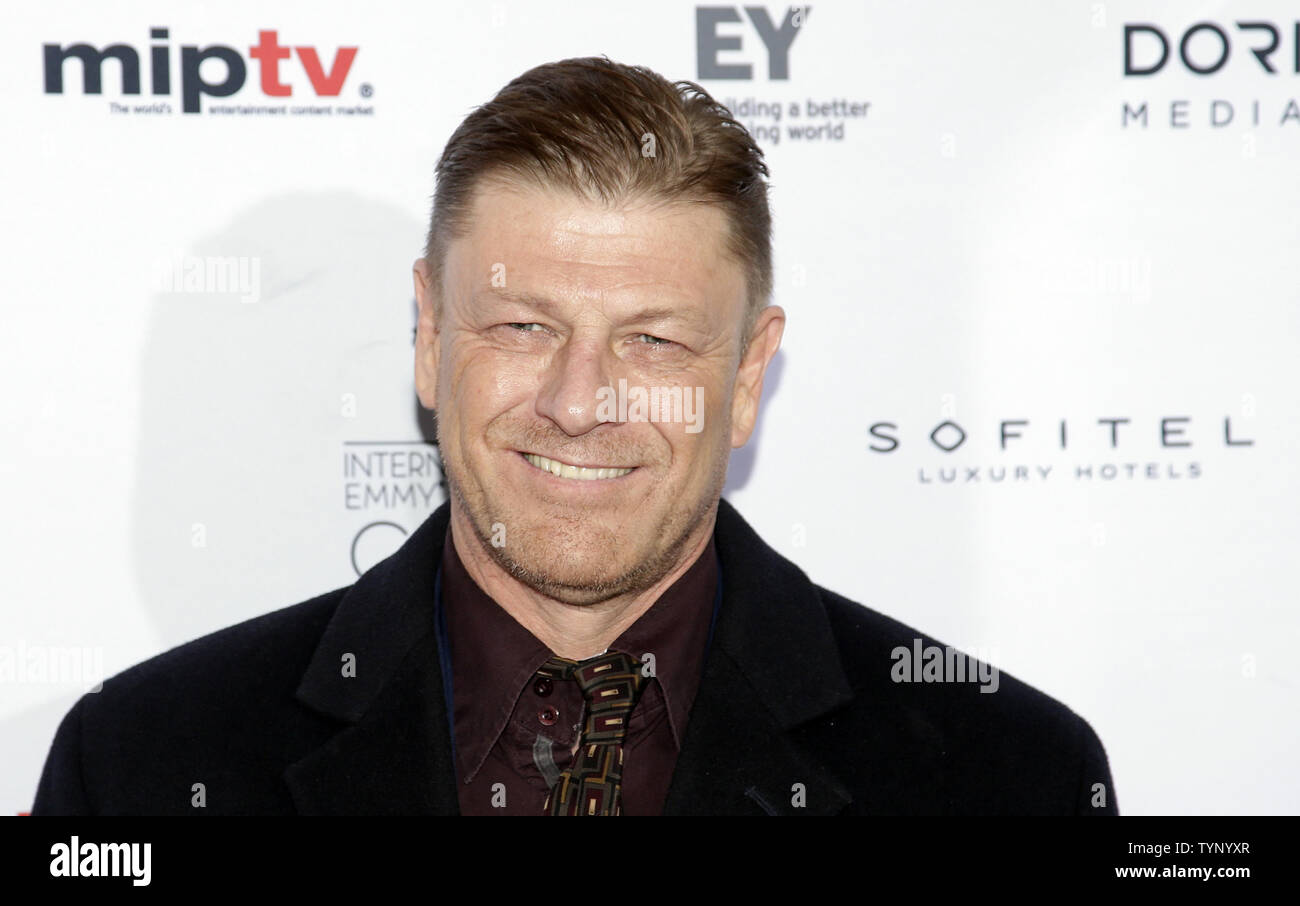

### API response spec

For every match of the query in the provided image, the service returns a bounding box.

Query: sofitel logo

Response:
[43,27,361,113]
[869,415,1254,485]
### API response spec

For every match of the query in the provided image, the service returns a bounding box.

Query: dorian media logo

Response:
[1120,19,1300,129]
[42,26,371,116]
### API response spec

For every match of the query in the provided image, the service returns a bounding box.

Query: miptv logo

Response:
[43,27,359,113]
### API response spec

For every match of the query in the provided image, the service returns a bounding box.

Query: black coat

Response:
[32,498,1117,815]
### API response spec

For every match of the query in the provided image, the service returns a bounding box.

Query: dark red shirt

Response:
[440,525,719,815]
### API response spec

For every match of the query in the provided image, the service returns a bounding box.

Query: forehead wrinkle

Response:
[456,187,742,335]
[468,183,729,269]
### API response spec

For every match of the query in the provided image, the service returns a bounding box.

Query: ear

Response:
[413,257,441,411]
[730,305,785,449]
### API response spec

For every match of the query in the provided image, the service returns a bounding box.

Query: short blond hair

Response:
[423,56,773,341]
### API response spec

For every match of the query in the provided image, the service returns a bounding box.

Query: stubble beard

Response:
[438,431,729,607]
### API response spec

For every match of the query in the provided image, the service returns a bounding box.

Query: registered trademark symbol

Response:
[360,83,373,98]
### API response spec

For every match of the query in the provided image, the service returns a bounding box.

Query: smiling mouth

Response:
[520,452,636,481]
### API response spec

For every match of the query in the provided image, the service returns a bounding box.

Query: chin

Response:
[487,528,661,603]
[498,554,638,604]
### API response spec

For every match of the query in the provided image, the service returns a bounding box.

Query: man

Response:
[33,57,1116,816]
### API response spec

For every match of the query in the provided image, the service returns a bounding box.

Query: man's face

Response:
[414,178,782,605]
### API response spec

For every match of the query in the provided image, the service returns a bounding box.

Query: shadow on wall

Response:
[132,192,430,648]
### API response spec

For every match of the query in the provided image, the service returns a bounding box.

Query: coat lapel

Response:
[663,499,856,815]
[283,497,856,816]
[284,503,461,815]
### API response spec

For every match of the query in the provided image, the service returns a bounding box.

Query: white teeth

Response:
[523,453,633,481]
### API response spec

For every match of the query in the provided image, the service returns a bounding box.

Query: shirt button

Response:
[533,677,553,697]
[538,706,559,726]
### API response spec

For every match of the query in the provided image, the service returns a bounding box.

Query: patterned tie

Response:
[537,650,646,816]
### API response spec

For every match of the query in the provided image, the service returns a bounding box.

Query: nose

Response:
[534,332,615,437]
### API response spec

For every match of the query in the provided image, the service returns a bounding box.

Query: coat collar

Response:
[285,498,855,815]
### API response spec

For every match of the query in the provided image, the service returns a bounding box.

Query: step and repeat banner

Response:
[2,1,1296,815]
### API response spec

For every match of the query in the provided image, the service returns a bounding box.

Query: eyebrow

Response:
[472,288,707,328]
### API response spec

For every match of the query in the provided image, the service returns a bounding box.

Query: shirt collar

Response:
[440,524,719,783]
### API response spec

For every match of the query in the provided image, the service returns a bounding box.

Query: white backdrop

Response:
[3,0,1297,815]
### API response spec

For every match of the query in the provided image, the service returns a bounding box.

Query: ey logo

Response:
[696,6,809,80]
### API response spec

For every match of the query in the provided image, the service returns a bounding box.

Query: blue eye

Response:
[508,322,545,332]
[635,333,672,345]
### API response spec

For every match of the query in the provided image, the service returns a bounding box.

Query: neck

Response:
[448,504,715,659]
